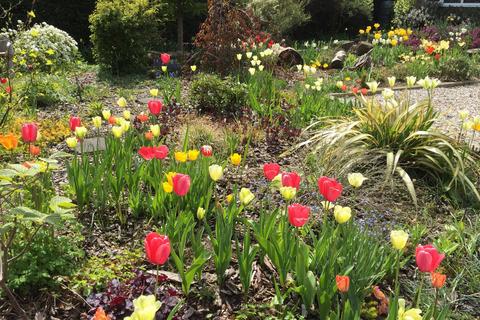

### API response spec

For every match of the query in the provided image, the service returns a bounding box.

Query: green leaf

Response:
[49,196,77,213]
[395,166,417,207]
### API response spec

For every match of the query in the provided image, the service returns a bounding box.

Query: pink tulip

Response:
[148,100,163,116]
[144,232,170,265]
[160,53,171,65]
[288,203,310,227]
[282,172,301,189]
[69,116,81,132]
[172,173,191,196]
[263,163,280,181]
[21,122,38,143]
[317,176,343,202]
[416,244,444,273]
[152,145,169,159]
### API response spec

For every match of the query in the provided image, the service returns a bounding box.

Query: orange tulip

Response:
[431,272,446,288]
[93,307,111,320]
[0,133,18,150]
[29,145,41,156]
[145,131,154,141]
[336,275,350,293]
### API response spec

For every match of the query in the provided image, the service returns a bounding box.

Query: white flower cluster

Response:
[2,22,78,71]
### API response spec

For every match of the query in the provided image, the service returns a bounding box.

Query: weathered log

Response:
[355,41,373,56]
[330,50,346,69]
[277,47,304,67]
[350,49,373,70]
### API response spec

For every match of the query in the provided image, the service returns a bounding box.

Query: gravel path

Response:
[408,83,480,142]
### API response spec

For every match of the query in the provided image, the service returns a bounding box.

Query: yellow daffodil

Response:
[230,153,242,166]
[66,137,77,148]
[239,188,255,205]
[150,124,160,137]
[347,173,367,188]
[187,149,199,161]
[390,230,409,250]
[279,186,296,200]
[334,205,352,224]
[209,164,223,181]
[374,33,382,40]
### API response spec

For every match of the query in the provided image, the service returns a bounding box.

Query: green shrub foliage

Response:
[189,73,247,115]
[89,0,166,74]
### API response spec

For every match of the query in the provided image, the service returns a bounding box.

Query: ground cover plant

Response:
[0,1,479,319]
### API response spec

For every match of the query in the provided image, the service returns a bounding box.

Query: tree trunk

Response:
[177,11,184,54]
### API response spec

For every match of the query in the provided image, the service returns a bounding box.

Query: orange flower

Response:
[29,145,41,156]
[145,131,154,141]
[0,133,19,150]
[336,275,350,293]
[431,272,446,288]
[93,307,111,320]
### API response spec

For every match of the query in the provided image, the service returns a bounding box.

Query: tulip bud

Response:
[279,186,296,200]
[150,88,159,97]
[75,126,87,139]
[161,66,167,72]
[226,194,234,203]
[117,97,127,108]
[336,275,350,293]
[209,164,223,181]
[197,207,206,220]
[390,230,409,250]
[387,76,396,88]
[406,76,417,88]
[150,125,160,137]
[239,188,255,205]
[431,272,446,288]
[366,81,379,93]
[92,116,102,128]
[66,137,78,148]
[112,126,123,138]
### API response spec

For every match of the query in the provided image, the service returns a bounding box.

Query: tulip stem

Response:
[155,264,159,298]
[432,288,439,318]
[414,273,424,308]
[393,251,401,317]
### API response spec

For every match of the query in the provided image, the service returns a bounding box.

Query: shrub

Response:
[435,54,475,81]
[294,90,480,204]
[189,73,247,115]
[248,0,310,35]
[89,0,166,74]
[1,22,78,72]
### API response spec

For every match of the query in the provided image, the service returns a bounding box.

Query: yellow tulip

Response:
[162,181,173,193]
[248,68,256,75]
[117,97,127,108]
[150,88,159,97]
[230,153,242,166]
[391,39,398,46]
[374,23,380,29]
[239,188,255,205]
[348,173,367,188]
[226,194,234,203]
[190,65,197,72]
[374,33,381,40]
[398,299,422,320]
[236,53,242,61]
[75,126,87,139]
[406,76,417,88]
[124,295,161,320]
[209,164,223,181]
[150,124,160,137]
[279,186,296,200]
[197,207,205,220]
[102,109,111,121]
[112,126,123,138]
[92,116,102,128]
[162,66,167,72]
[366,81,379,93]
[334,205,352,224]
[390,230,409,250]
[187,149,199,161]
[175,151,187,163]
[66,137,78,148]
[121,120,130,132]
[359,29,365,34]
[387,76,396,88]
[123,110,131,120]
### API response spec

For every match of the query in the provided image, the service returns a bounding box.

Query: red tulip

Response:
[172,173,191,196]
[341,84,347,92]
[0,78,7,84]
[21,122,38,143]
[415,244,444,273]
[317,176,343,202]
[200,145,213,157]
[139,146,155,160]
[153,145,169,159]
[29,145,40,156]
[148,100,163,116]
[431,272,446,288]
[263,163,281,181]
[160,53,171,65]
[336,275,350,293]
[69,116,81,132]
[352,87,359,94]
[288,203,310,227]
[144,232,170,265]
[6,86,11,94]
[361,88,368,95]
[434,53,441,61]
[282,172,301,189]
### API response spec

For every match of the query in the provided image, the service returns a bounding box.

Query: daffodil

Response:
[239,188,255,205]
